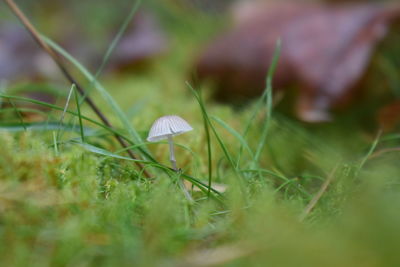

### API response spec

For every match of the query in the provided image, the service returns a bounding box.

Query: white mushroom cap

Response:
[147,115,193,142]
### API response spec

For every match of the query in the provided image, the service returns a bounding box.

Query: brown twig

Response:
[299,164,339,221]
[4,0,151,178]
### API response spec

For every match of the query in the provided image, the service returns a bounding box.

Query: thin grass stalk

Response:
[52,131,59,155]
[74,86,85,142]
[299,164,340,221]
[8,98,26,131]
[254,40,281,164]
[56,84,75,143]
[196,90,213,197]
[187,83,247,199]
[356,129,382,176]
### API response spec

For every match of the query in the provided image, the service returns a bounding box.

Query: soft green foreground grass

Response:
[1,116,400,267]
[2,78,400,266]
[2,3,400,266]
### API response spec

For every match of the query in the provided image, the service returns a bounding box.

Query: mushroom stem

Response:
[167,135,178,171]
[167,136,193,202]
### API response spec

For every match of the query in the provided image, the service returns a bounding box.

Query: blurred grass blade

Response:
[8,83,67,98]
[356,130,382,176]
[187,83,246,200]
[0,121,96,134]
[236,100,262,168]
[56,84,75,143]
[52,131,59,155]
[0,107,48,117]
[187,83,238,172]
[8,98,26,131]
[254,40,281,164]
[181,173,224,200]
[0,80,7,108]
[194,89,213,197]
[74,141,148,163]
[240,169,289,182]
[74,85,85,142]
[211,115,254,160]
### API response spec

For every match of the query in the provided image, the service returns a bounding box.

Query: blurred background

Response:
[0,0,399,128]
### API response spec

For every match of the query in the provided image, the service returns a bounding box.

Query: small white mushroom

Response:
[147,115,193,171]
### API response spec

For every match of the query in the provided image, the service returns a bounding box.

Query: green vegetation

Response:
[1,2,400,266]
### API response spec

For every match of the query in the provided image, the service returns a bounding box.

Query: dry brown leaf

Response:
[194,2,400,122]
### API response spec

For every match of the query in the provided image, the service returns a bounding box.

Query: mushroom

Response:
[147,115,193,171]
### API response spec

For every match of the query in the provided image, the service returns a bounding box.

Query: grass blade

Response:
[0,121,96,134]
[254,40,281,164]
[75,141,149,163]
[356,130,382,176]
[52,131,59,155]
[211,115,254,160]
[195,90,213,197]
[187,83,237,172]
[187,83,247,200]
[8,98,26,131]
[56,83,75,143]
[74,85,85,142]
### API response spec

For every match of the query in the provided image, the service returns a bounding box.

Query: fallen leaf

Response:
[194,2,400,122]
